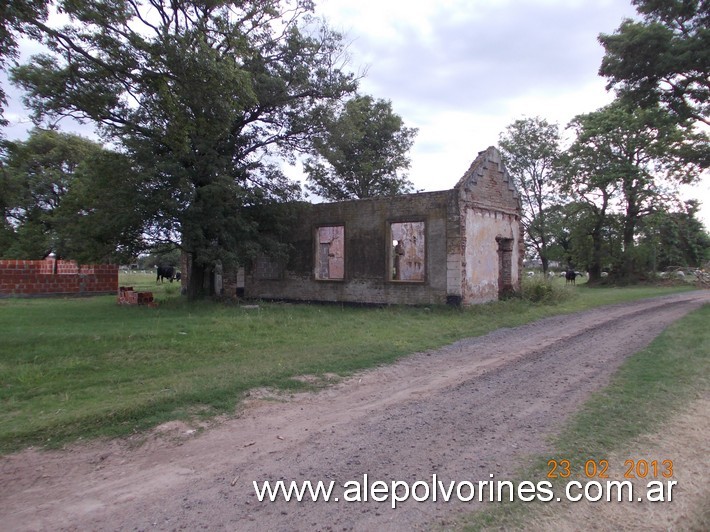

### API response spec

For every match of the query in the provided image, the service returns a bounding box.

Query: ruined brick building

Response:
[184,146,523,305]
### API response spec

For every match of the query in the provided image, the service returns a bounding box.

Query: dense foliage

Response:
[1,0,708,290]
[501,0,710,281]
[599,0,710,125]
[0,129,144,261]
[9,0,358,297]
[304,95,417,200]
[0,0,49,129]
[498,117,562,274]
[561,101,708,279]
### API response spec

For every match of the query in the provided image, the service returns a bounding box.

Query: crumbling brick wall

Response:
[180,146,522,306]
[0,258,118,297]
[244,191,454,306]
[117,286,155,306]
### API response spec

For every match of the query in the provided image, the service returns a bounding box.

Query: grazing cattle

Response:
[565,269,577,285]
[156,265,176,283]
[174,271,181,282]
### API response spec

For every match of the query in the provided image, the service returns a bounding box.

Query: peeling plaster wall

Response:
[391,221,426,281]
[463,209,521,303]
[316,226,345,280]
[455,147,523,305]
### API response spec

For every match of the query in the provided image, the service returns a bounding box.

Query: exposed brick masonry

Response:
[0,258,118,298]
[182,146,523,306]
[117,286,155,306]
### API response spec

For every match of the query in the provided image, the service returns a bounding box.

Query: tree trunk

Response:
[186,255,207,301]
[588,194,609,283]
[621,211,637,278]
[588,227,603,282]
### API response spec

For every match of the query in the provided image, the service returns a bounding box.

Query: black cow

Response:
[565,269,577,285]
[156,265,176,283]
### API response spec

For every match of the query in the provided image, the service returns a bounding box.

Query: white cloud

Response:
[3,0,708,225]
[313,0,710,225]
[317,0,638,167]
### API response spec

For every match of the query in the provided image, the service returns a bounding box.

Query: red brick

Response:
[1,259,118,297]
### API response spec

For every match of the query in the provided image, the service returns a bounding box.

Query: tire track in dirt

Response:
[1,291,708,531]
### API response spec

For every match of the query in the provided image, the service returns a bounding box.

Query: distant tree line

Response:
[499,0,709,282]
[0,0,707,293]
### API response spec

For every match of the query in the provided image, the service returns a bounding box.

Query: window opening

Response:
[390,221,425,281]
[315,225,345,280]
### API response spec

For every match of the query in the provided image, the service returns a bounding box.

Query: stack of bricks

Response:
[117,286,156,306]
[0,259,118,297]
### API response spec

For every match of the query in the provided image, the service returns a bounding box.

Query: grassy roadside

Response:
[458,303,709,530]
[0,274,699,453]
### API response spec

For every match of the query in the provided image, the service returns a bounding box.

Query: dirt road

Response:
[2,291,708,531]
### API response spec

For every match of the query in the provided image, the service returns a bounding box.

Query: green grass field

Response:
[0,272,699,453]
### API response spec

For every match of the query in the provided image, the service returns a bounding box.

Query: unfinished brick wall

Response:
[0,258,118,297]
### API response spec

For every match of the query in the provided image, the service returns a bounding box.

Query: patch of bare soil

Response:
[1,291,708,531]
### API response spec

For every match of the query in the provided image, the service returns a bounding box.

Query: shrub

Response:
[521,277,574,304]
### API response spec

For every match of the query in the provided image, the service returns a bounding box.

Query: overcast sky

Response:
[3,0,708,224]
[311,0,709,224]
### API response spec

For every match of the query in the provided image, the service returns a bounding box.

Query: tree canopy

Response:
[304,94,417,201]
[498,116,562,274]
[10,0,358,297]
[599,0,710,125]
[0,0,49,130]
[563,100,708,278]
[638,200,710,271]
[1,128,145,261]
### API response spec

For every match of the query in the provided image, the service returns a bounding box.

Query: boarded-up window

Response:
[315,225,345,280]
[391,221,425,281]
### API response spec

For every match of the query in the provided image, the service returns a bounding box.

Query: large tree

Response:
[0,128,144,261]
[638,200,710,272]
[599,0,710,125]
[498,117,562,275]
[539,202,598,273]
[559,122,619,281]
[304,94,417,200]
[52,148,148,263]
[0,0,48,129]
[565,100,708,278]
[1,128,103,258]
[11,0,357,298]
